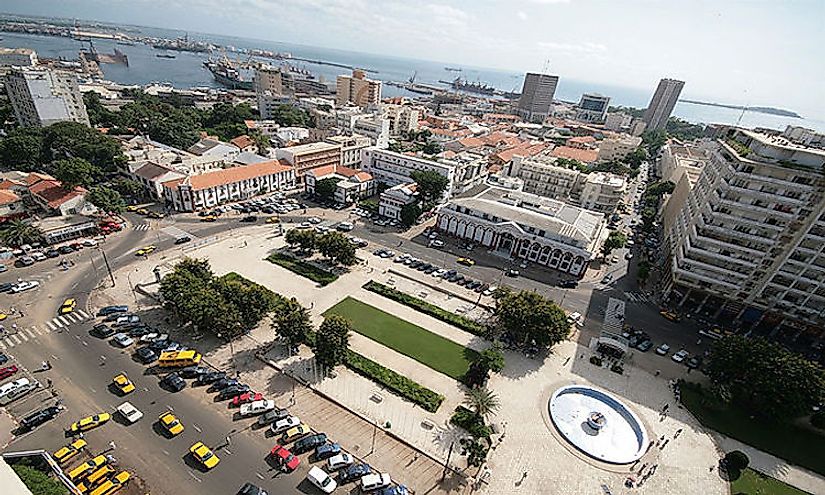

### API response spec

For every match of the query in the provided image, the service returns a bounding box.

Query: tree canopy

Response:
[490,288,571,349]
[271,299,314,347]
[267,104,313,127]
[602,231,627,257]
[409,170,449,203]
[0,220,44,248]
[87,186,125,213]
[316,231,357,266]
[314,177,340,201]
[285,228,317,252]
[313,315,352,374]
[49,157,100,189]
[706,336,825,418]
[12,464,67,495]
[399,202,422,227]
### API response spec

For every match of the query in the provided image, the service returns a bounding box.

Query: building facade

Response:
[516,72,559,123]
[255,65,294,120]
[275,142,342,183]
[304,164,374,204]
[643,78,684,132]
[336,69,382,108]
[5,67,89,127]
[435,187,607,277]
[383,104,420,136]
[576,93,610,123]
[379,182,417,220]
[597,135,643,163]
[0,47,38,66]
[324,134,372,167]
[361,148,455,199]
[664,127,825,345]
[352,115,391,149]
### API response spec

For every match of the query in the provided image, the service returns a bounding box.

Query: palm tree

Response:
[463,387,500,422]
[0,220,44,248]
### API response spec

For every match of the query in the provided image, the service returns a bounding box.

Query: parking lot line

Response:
[46,321,57,331]
[25,328,37,338]
[12,334,21,344]
[0,340,6,349]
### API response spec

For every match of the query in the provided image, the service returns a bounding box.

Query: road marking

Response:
[46,321,57,331]
[89,387,96,393]
[224,448,233,456]
[167,405,174,412]
[19,333,28,342]
[12,335,21,344]
[193,424,202,433]
[82,341,88,347]
[78,310,89,319]
[255,472,265,480]
[162,449,170,456]
[59,316,71,326]
[25,328,37,338]
[52,318,64,328]
[0,341,6,349]
[35,327,45,336]
[188,471,202,483]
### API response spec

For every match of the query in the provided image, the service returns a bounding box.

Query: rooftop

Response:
[229,135,256,149]
[551,146,599,163]
[164,160,293,191]
[0,190,21,205]
[280,141,341,155]
[187,138,239,156]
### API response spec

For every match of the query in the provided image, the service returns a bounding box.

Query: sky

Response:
[2,0,823,117]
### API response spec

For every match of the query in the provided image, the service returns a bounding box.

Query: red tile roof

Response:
[28,179,87,210]
[493,142,549,163]
[457,137,485,148]
[25,172,56,186]
[551,146,599,163]
[230,135,255,149]
[164,160,293,191]
[0,190,20,205]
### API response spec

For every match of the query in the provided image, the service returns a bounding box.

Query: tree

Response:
[12,464,66,495]
[316,231,357,266]
[285,228,317,252]
[602,231,627,258]
[624,146,648,168]
[213,276,273,332]
[41,121,126,171]
[399,202,422,227]
[0,220,44,248]
[83,92,120,127]
[422,141,442,155]
[464,343,506,388]
[641,129,667,155]
[314,177,340,201]
[87,186,125,213]
[271,299,314,347]
[706,336,825,418]
[249,129,271,155]
[110,178,144,198]
[463,387,500,422]
[312,315,352,374]
[409,170,449,203]
[459,438,490,468]
[637,260,651,284]
[0,130,43,171]
[269,105,312,127]
[666,117,706,141]
[49,157,100,189]
[480,343,505,373]
[491,289,571,349]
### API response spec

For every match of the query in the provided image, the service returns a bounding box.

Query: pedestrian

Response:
[47,378,53,388]
[662,403,669,412]
[655,369,661,376]
[674,428,683,438]
[109,441,116,450]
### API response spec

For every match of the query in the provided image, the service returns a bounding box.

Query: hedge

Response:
[363,281,487,337]
[266,252,338,286]
[345,350,444,413]
[450,405,492,439]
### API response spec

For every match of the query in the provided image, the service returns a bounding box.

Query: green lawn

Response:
[730,468,811,495]
[324,297,478,381]
[266,252,338,286]
[681,386,825,476]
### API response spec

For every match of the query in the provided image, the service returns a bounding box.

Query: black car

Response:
[257,408,289,426]
[211,378,241,391]
[128,326,154,338]
[0,353,8,365]
[687,356,703,369]
[293,433,327,454]
[92,323,115,338]
[0,282,14,293]
[261,207,275,214]
[20,405,61,431]
[174,236,192,245]
[559,280,579,289]
[237,482,268,495]
[217,384,250,400]
[196,371,226,385]
[58,245,75,254]
[339,463,372,484]
[135,346,158,364]
[45,249,60,258]
[240,215,258,223]
[161,372,186,392]
[181,366,209,378]
[636,339,654,352]
[148,339,171,352]
[98,305,129,316]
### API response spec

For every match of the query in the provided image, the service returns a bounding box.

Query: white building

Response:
[362,148,455,199]
[324,134,372,167]
[5,67,89,127]
[352,115,391,149]
[382,104,420,136]
[604,112,632,132]
[435,187,608,277]
[579,173,628,214]
[131,162,187,199]
[275,141,342,183]
[597,135,643,163]
[255,65,294,120]
[783,125,825,149]
[664,127,825,340]
[576,93,610,123]
[304,164,375,205]
[0,47,38,66]
[187,138,241,162]
[438,151,488,194]
[379,182,417,220]
[162,160,296,211]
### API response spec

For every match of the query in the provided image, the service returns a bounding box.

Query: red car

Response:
[0,365,19,380]
[231,392,263,407]
[270,445,300,472]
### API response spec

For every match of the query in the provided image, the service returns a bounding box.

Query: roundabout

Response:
[548,385,650,465]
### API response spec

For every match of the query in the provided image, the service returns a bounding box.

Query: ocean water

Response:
[2,28,823,133]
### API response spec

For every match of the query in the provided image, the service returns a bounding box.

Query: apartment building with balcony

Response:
[664,126,825,346]
[275,142,342,183]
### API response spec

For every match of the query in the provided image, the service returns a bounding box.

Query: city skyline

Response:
[1,0,823,118]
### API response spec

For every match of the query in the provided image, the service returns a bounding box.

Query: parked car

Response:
[505,269,519,277]
[307,466,337,494]
[197,371,226,385]
[687,356,703,369]
[212,378,241,391]
[240,400,276,417]
[270,445,300,472]
[338,463,372,484]
[559,280,578,289]
[10,280,39,293]
[271,415,301,434]
[241,216,258,223]
[655,343,671,356]
[257,408,289,426]
[636,339,654,352]
[294,433,328,454]
[671,349,689,363]
[232,392,264,407]
[111,333,134,347]
[161,373,186,392]
[135,347,158,364]
[97,305,129,317]
[314,443,341,461]
[181,366,209,379]
[20,405,61,431]
[0,365,20,381]
[218,385,251,400]
[360,473,392,492]
[326,452,354,470]
[280,424,311,443]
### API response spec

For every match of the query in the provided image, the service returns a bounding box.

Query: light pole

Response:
[368,419,378,456]
[442,440,455,480]
[217,333,238,378]
[126,269,139,307]
[99,248,115,287]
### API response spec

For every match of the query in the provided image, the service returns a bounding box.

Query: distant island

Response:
[679,99,802,118]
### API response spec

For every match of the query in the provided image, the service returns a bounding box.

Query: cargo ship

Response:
[203,59,254,90]
[438,77,496,96]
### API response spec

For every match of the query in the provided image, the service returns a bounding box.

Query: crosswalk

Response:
[133,223,150,231]
[623,291,651,303]
[0,310,91,350]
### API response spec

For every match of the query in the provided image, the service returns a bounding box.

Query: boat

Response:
[203,58,254,90]
[156,53,176,59]
[116,39,135,46]
[444,67,462,72]
[442,77,496,96]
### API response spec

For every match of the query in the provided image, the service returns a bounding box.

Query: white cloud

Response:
[537,41,607,53]
[530,0,571,4]
[517,11,528,20]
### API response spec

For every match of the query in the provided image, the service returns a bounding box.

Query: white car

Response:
[112,333,134,347]
[307,466,337,494]
[326,452,353,470]
[360,473,391,492]
[271,415,300,434]
[433,268,447,278]
[116,401,143,424]
[671,349,689,363]
[240,400,276,417]
[428,240,444,248]
[482,285,497,297]
[567,312,584,327]
[297,222,312,229]
[337,222,354,232]
[82,239,99,247]
[31,251,47,261]
[140,333,161,343]
[655,343,671,356]
[308,217,322,224]
[11,280,40,293]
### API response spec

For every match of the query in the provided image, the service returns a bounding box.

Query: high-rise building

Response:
[336,69,382,108]
[664,126,825,342]
[642,78,684,131]
[576,93,611,123]
[5,67,89,127]
[255,65,294,120]
[516,73,558,123]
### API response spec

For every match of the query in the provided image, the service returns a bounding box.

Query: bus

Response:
[157,350,202,368]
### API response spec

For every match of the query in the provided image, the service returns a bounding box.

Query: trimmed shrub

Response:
[450,406,492,439]
[363,281,486,336]
[345,350,444,413]
[724,450,750,471]
[266,252,338,286]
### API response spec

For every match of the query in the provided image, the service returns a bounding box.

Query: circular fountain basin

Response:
[549,385,649,464]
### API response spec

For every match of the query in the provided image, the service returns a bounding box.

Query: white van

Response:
[0,378,38,405]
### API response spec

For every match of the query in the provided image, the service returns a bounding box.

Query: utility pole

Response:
[100,249,115,287]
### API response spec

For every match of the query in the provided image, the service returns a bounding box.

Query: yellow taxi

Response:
[457,257,476,266]
[68,455,107,482]
[158,411,184,436]
[76,465,116,493]
[126,205,139,212]
[59,298,77,315]
[200,215,217,222]
[53,438,87,465]
[135,245,157,256]
[281,424,311,443]
[265,216,280,224]
[137,208,149,215]
[70,413,111,433]
[660,310,680,322]
[0,312,7,321]
[89,471,130,495]
[190,442,220,470]
[112,373,135,395]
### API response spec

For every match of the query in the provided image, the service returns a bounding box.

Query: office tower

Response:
[576,93,611,123]
[5,67,89,127]
[255,65,294,120]
[642,78,684,131]
[516,72,558,123]
[336,69,382,108]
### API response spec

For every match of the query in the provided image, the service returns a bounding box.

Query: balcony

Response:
[677,252,750,279]
[672,265,740,290]
[683,241,756,268]
[689,226,765,256]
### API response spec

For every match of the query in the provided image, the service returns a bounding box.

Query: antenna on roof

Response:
[542,59,551,74]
